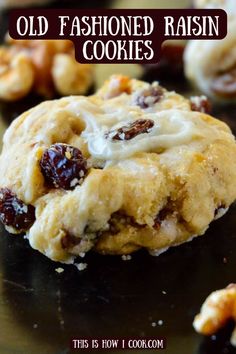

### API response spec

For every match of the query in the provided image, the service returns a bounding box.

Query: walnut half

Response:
[193,284,236,347]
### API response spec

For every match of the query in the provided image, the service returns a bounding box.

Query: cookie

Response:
[0,75,235,263]
[184,0,236,101]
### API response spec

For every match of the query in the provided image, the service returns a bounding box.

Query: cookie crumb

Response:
[74,262,87,271]
[121,254,132,261]
[55,267,64,273]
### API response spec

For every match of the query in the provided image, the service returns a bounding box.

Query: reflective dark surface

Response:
[0,205,236,354]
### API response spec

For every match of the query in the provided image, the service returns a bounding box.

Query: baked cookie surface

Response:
[0,75,236,263]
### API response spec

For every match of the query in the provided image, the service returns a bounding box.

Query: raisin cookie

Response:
[0,75,236,263]
[184,0,236,101]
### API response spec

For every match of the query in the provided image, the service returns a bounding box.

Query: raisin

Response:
[136,86,164,109]
[61,234,81,249]
[40,143,87,190]
[211,69,236,98]
[153,207,171,230]
[0,188,35,231]
[190,96,211,114]
[106,212,146,235]
[106,119,154,141]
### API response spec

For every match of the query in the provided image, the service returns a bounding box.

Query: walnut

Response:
[0,36,94,100]
[193,284,236,346]
[0,47,34,101]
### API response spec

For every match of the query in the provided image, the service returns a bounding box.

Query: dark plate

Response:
[1,203,236,354]
[1,2,236,354]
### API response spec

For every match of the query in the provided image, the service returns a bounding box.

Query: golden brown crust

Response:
[0,75,236,263]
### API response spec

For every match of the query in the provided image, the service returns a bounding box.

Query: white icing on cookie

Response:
[67,99,222,161]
